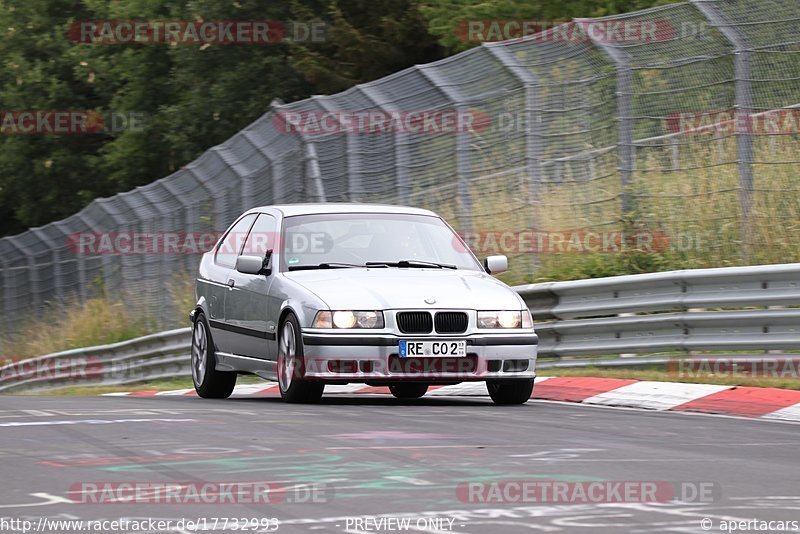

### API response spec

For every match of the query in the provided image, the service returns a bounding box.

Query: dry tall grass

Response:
[2,297,149,361]
[1,271,196,361]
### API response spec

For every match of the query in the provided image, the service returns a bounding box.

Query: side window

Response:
[215,214,257,269]
[242,214,278,258]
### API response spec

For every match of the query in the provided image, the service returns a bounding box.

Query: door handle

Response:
[227,279,235,289]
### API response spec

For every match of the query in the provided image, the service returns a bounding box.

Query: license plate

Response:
[398,340,466,357]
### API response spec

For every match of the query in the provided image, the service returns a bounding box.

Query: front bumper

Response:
[300,331,538,382]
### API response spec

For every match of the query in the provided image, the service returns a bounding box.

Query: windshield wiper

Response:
[365,260,457,270]
[287,262,363,271]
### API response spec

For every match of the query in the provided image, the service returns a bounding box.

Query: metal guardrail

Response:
[1,263,798,392]
[518,263,800,358]
[0,328,191,393]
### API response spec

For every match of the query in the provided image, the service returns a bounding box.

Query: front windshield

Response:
[280,212,481,271]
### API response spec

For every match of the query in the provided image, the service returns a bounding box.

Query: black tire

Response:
[191,312,237,399]
[486,379,534,405]
[277,313,324,404]
[389,383,429,399]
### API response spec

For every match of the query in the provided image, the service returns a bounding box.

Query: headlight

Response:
[477,310,523,329]
[312,310,384,329]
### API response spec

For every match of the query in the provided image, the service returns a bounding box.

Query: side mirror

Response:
[236,250,272,276]
[235,255,264,275]
[484,255,508,275]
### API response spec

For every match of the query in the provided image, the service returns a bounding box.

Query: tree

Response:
[288,0,444,94]
[418,0,680,52]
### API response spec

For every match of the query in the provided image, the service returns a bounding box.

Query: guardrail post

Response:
[691,0,754,262]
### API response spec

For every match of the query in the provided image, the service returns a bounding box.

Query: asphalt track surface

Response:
[0,394,798,534]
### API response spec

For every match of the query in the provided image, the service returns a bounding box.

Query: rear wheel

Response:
[277,314,324,403]
[389,383,429,399]
[486,379,534,405]
[191,313,236,398]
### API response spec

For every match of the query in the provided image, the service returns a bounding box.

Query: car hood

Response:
[284,268,523,310]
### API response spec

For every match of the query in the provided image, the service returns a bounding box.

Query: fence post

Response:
[485,43,543,271]
[0,256,12,344]
[234,151,253,211]
[415,64,474,232]
[159,175,198,275]
[455,104,474,232]
[271,100,327,203]
[691,0,753,262]
[241,129,286,203]
[578,19,635,214]
[485,44,543,209]
[314,96,361,202]
[30,228,64,303]
[5,237,40,324]
[303,142,327,202]
[357,85,411,205]
[74,211,107,299]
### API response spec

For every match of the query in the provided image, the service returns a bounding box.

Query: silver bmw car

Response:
[189,204,538,404]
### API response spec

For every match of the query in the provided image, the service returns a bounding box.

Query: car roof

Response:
[248,203,439,218]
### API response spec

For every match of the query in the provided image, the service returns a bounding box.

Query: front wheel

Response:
[486,379,534,405]
[277,314,324,404]
[389,383,429,399]
[191,313,237,398]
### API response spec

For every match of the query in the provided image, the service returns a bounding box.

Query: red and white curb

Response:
[103,377,800,422]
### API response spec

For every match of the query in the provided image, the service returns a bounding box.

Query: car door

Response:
[224,212,278,360]
[207,213,257,354]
